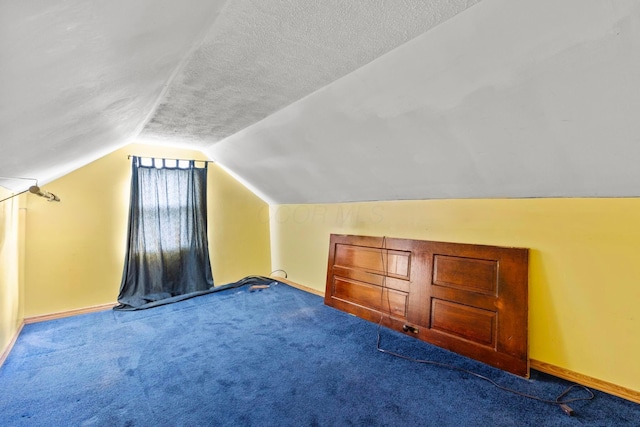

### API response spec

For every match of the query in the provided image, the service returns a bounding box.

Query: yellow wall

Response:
[270,199,640,392]
[23,143,270,317]
[15,152,640,394]
[208,163,271,285]
[0,189,25,357]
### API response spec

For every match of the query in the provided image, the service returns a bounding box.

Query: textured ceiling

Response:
[0,0,228,190]
[207,0,640,203]
[3,0,640,204]
[139,0,481,148]
[0,0,480,191]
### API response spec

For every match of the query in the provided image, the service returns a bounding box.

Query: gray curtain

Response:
[115,157,214,310]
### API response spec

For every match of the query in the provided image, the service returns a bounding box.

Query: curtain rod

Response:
[0,176,36,204]
[127,155,214,163]
[0,176,60,204]
[0,189,29,204]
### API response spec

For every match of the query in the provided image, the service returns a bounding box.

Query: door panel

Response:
[325,234,529,377]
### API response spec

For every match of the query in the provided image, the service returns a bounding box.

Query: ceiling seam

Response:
[206,0,485,151]
[131,0,235,144]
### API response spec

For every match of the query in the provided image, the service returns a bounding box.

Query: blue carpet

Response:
[1,282,638,426]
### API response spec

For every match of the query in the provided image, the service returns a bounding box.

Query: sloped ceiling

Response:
[2,0,640,204]
[208,0,640,203]
[0,0,228,190]
[139,0,481,148]
[0,0,479,191]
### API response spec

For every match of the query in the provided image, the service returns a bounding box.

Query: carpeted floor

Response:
[1,282,638,426]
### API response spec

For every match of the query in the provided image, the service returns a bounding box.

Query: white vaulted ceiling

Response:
[207,0,640,203]
[139,0,481,148]
[2,0,640,203]
[0,0,228,189]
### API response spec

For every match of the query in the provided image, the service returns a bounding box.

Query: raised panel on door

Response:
[325,235,412,322]
[406,242,528,376]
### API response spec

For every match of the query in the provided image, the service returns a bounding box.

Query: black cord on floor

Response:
[270,269,288,278]
[375,325,594,416]
[374,236,593,416]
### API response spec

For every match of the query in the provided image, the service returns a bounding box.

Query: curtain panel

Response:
[115,157,214,310]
